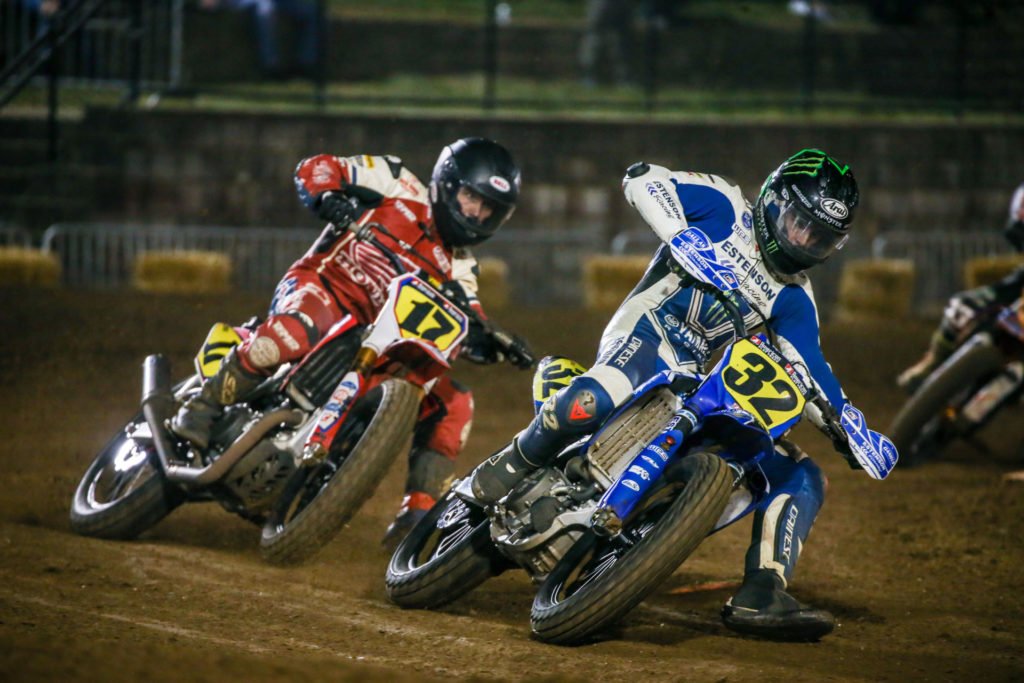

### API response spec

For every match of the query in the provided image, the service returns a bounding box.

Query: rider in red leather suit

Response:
[171,138,533,545]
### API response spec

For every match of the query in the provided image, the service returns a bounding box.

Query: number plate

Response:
[196,323,243,380]
[721,337,807,431]
[393,278,467,352]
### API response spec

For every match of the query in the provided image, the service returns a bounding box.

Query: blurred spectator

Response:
[579,0,634,88]
[200,0,323,81]
[788,0,831,22]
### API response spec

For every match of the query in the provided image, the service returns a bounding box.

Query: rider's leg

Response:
[382,377,469,546]
[470,312,673,503]
[470,372,619,502]
[172,274,338,449]
[722,441,835,641]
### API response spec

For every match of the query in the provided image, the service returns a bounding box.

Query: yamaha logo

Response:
[820,198,849,220]
[489,176,511,192]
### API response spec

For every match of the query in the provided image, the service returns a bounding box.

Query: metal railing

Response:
[1,0,182,100]
[872,231,1018,313]
[38,223,599,305]
[41,223,318,291]
[36,222,1019,312]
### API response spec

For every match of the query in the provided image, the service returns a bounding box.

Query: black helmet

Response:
[1004,182,1024,252]
[429,138,520,247]
[753,149,859,275]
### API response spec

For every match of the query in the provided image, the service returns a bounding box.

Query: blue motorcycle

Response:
[385,231,896,645]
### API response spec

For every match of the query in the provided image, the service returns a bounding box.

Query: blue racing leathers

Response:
[517,162,852,584]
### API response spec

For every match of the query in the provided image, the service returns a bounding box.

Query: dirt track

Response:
[2,289,1023,682]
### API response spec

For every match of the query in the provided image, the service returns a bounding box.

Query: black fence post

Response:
[953,13,967,117]
[483,0,497,111]
[46,10,61,163]
[315,0,327,108]
[125,0,143,105]
[643,14,660,114]
[801,12,817,113]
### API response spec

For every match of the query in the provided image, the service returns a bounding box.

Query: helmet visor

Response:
[764,191,848,265]
[448,184,515,239]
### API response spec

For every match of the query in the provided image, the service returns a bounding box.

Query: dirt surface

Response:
[2,289,1023,682]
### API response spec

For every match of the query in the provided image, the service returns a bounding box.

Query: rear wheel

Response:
[260,379,420,565]
[385,487,501,609]
[530,451,733,645]
[889,342,1004,467]
[70,416,181,539]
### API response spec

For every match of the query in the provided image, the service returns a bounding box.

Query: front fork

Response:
[589,405,700,535]
[299,346,380,463]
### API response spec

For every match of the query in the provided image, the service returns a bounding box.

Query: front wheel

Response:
[260,378,421,565]
[889,342,1004,467]
[530,451,733,645]
[385,487,502,609]
[70,415,182,539]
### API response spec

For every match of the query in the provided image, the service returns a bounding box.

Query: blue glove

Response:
[840,404,899,479]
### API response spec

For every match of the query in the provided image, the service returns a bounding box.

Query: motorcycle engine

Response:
[493,467,596,580]
[213,406,297,515]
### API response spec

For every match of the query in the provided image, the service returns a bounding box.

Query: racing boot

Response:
[468,438,541,504]
[170,348,262,450]
[382,448,455,550]
[721,569,836,641]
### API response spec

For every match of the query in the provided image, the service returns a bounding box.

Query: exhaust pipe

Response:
[141,354,305,486]
[140,354,178,476]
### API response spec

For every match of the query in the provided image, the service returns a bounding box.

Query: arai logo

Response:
[820,198,849,220]
[489,176,511,192]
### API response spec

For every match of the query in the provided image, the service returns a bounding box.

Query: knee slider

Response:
[242,311,320,369]
[538,375,614,437]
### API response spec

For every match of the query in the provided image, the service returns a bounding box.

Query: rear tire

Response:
[889,342,1004,467]
[70,415,181,539]
[530,451,733,645]
[385,488,500,609]
[260,379,420,565]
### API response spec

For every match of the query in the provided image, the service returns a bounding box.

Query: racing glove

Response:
[315,190,365,228]
[461,322,535,369]
[942,285,996,333]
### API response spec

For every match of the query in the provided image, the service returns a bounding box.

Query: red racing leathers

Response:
[236,153,484,513]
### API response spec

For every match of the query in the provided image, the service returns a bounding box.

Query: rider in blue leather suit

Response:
[470,149,897,641]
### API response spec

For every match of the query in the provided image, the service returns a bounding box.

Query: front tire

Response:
[889,342,1004,467]
[385,488,500,608]
[70,415,181,539]
[530,451,733,645]
[260,379,420,565]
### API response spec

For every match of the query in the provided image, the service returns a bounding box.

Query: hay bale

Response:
[583,255,650,312]
[0,247,61,288]
[964,254,1024,289]
[836,258,915,320]
[134,250,232,293]
[477,257,509,309]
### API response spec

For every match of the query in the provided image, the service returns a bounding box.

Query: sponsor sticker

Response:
[489,176,511,192]
[820,197,849,220]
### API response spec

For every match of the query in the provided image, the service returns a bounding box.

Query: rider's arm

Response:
[770,284,848,415]
[989,263,1024,304]
[623,163,741,245]
[450,248,485,317]
[622,163,690,243]
[294,154,418,212]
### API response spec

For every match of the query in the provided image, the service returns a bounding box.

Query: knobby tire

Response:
[260,379,420,565]
[530,451,733,645]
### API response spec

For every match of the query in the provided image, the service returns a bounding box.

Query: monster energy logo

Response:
[781,149,849,177]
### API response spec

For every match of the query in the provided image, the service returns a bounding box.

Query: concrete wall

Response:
[69,108,1024,242]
